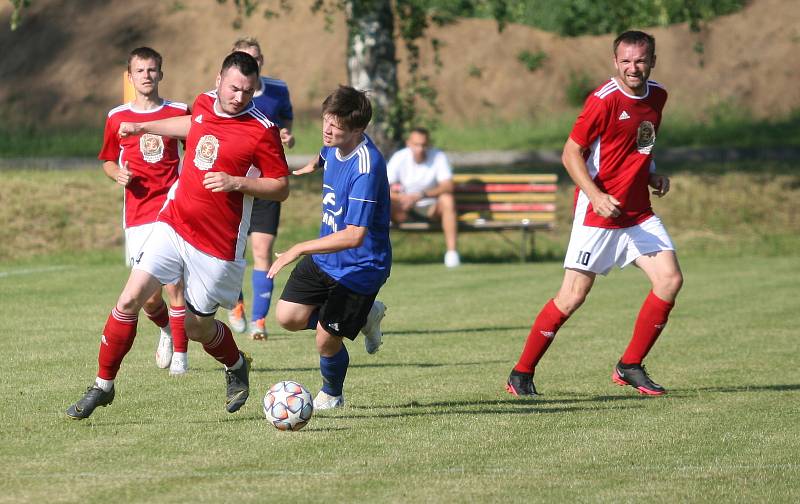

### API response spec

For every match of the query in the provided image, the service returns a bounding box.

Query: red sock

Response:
[169,305,187,353]
[97,308,138,380]
[145,301,169,329]
[202,321,240,367]
[620,291,674,365]
[514,299,570,374]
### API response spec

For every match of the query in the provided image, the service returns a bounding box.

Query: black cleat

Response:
[225,351,252,413]
[506,369,538,397]
[66,385,115,420]
[612,361,666,395]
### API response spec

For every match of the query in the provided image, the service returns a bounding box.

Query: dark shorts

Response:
[280,256,378,340]
[249,198,281,235]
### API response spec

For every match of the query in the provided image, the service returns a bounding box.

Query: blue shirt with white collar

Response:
[313,135,391,294]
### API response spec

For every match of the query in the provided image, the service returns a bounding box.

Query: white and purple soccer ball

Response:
[263,380,314,431]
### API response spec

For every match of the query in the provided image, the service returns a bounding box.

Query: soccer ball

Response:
[263,380,314,431]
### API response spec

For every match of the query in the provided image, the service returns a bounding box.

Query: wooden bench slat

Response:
[457,203,556,212]
[452,174,558,183]
[456,193,556,203]
[455,183,558,193]
[458,212,556,222]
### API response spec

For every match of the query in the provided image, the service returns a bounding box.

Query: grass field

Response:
[1,252,798,503]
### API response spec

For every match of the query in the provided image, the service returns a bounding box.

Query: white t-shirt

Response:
[387,147,453,195]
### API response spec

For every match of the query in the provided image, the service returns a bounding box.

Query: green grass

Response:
[0,253,798,502]
[3,110,799,157]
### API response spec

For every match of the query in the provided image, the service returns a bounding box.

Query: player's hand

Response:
[649,173,670,198]
[203,171,240,193]
[118,122,142,138]
[292,162,317,176]
[280,128,295,149]
[116,161,131,187]
[590,192,621,218]
[267,248,301,278]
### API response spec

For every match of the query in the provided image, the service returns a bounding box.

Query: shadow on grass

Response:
[670,383,800,394]
[385,326,528,336]
[250,359,509,374]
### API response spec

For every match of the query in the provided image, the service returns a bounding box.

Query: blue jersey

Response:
[312,135,392,294]
[251,76,293,127]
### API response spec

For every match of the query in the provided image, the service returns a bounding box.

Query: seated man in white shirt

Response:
[387,127,460,267]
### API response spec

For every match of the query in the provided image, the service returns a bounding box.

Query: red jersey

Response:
[98,100,189,228]
[158,91,289,261]
[569,78,667,228]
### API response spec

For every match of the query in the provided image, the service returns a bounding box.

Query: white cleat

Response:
[227,301,247,334]
[155,327,173,369]
[361,301,386,354]
[313,390,345,410]
[169,352,188,376]
[444,250,461,268]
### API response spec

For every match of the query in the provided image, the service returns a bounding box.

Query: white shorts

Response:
[564,215,675,275]
[133,222,246,315]
[125,223,156,267]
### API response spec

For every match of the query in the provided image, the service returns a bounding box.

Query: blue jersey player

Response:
[268,86,391,411]
[227,38,295,342]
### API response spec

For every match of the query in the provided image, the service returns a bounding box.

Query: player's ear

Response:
[650,54,657,69]
[215,73,222,88]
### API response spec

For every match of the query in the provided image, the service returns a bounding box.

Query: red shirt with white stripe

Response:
[158,91,289,261]
[98,100,189,228]
[569,78,667,229]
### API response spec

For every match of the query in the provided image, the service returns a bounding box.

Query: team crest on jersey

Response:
[636,121,656,154]
[139,134,164,163]
[194,134,219,170]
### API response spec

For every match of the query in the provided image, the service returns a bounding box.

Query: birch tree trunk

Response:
[345,0,402,155]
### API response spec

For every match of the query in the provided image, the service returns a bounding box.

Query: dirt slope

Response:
[0,0,798,129]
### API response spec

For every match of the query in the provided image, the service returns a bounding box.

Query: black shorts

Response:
[280,256,378,340]
[249,198,281,235]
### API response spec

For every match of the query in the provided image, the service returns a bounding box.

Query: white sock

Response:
[95,377,114,392]
[226,354,244,371]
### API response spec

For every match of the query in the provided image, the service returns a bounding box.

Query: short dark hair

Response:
[613,30,655,59]
[128,47,162,73]
[321,85,372,131]
[220,51,260,77]
[409,127,430,139]
[231,37,261,53]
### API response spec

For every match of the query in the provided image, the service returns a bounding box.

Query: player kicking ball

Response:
[66,52,290,419]
[507,31,683,397]
[268,85,391,411]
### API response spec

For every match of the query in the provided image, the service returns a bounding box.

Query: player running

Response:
[226,37,296,342]
[268,85,391,410]
[66,51,290,419]
[506,31,683,397]
[98,47,190,376]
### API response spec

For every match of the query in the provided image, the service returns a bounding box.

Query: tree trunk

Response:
[345,0,402,156]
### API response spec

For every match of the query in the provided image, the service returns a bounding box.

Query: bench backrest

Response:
[452,173,558,228]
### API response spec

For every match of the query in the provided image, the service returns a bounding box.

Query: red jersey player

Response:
[98,47,190,376]
[67,51,290,420]
[506,31,683,397]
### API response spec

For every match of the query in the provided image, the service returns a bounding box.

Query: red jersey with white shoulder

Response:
[569,78,667,229]
[158,91,289,261]
[98,100,189,228]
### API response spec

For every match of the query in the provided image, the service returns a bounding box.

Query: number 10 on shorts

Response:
[577,250,591,266]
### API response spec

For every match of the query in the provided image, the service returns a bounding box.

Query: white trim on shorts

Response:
[564,213,675,276]
[132,222,246,314]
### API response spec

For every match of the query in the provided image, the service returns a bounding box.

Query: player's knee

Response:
[275,305,305,331]
[184,315,214,343]
[316,332,342,357]
[555,290,588,315]
[439,192,455,210]
[658,270,683,297]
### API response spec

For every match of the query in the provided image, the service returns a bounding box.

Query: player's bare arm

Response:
[102,160,131,187]
[267,225,368,279]
[118,115,191,140]
[292,156,319,176]
[203,172,289,201]
[649,172,670,197]
[562,137,621,218]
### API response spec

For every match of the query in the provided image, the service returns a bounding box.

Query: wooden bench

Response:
[394,173,558,261]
